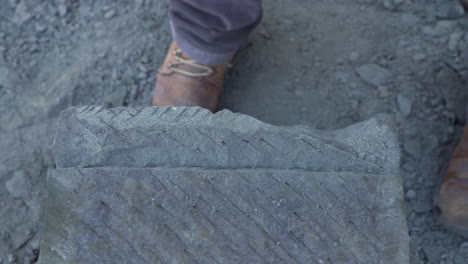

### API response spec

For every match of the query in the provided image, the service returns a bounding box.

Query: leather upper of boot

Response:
[439,126,468,234]
[153,42,231,113]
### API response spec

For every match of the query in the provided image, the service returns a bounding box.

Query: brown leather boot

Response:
[438,126,468,237]
[153,42,231,113]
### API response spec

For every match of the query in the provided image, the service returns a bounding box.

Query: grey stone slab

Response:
[54,106,398,173]
[38,168,409,264]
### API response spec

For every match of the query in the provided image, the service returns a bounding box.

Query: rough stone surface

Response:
[39,106,409,263]
[54,106,399,174]
[39,168,409,264]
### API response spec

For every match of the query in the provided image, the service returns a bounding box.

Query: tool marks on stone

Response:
[54,107,394,173]
[39,168,409,264]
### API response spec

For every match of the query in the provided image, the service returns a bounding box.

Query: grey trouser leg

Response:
[168,0,263,65]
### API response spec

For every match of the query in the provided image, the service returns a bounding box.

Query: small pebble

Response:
[30,236,40,251]
[57,4,67,17]
[8,0,17,8]
[404,139,421,160]
[141,56,149,63]
[434,0,465,19]
[14,0,32,24]
[383,0,395,10]
[406,189,417,200]
[11,229,32,250]
[137,72,147,79]
[447,126,455,134]
[5,170,31,199]
[412,53,426,62]
[422,21,455,37]
[461,241,468,249]
[35,23,46,32]
[430,98,440,106]
[278,18,296,31]
[448,32,462,52]
[442,110,455,119]
[349,51,359,62]
[378,86,389,97]
[104,10,116,19]
[356,63,394,86]
[397,93,412,117]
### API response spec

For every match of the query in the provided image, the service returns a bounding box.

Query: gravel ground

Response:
[1,0,468,263]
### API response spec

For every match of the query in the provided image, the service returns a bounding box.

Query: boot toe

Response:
[438,173,468,236]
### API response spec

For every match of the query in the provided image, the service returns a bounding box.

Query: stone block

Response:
[38,168,409,264]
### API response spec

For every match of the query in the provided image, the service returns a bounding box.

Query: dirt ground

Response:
[1,0,468,263]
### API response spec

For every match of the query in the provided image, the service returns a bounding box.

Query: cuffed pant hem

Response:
[170,22,235,66]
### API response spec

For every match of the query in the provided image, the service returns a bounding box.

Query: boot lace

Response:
[167,49,214,77]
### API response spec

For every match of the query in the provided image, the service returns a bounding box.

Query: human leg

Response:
[168,0,262,65]
[153,0,262,112]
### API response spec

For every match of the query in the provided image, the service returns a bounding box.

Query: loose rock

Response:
[57,4,67,17]
[349,51,359,62]
[434,0,465,19]
[404,139,421,161]
[5,170,31,199]
[378,86,389,97]
[104,10,116,19]
[397,93,412,117]
[8,0,17,8]
[13,0,31,24]
[448,32,462,52]
[412,53,426,62]
[406,189,417,200]
[422,20,456,37]
[7,254,15,263]
[356,63,394,86]
[10,230,32,250]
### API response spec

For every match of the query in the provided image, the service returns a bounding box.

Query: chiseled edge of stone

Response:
[54,106,398,173]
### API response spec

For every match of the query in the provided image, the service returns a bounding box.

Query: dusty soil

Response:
[1,0,468,263]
